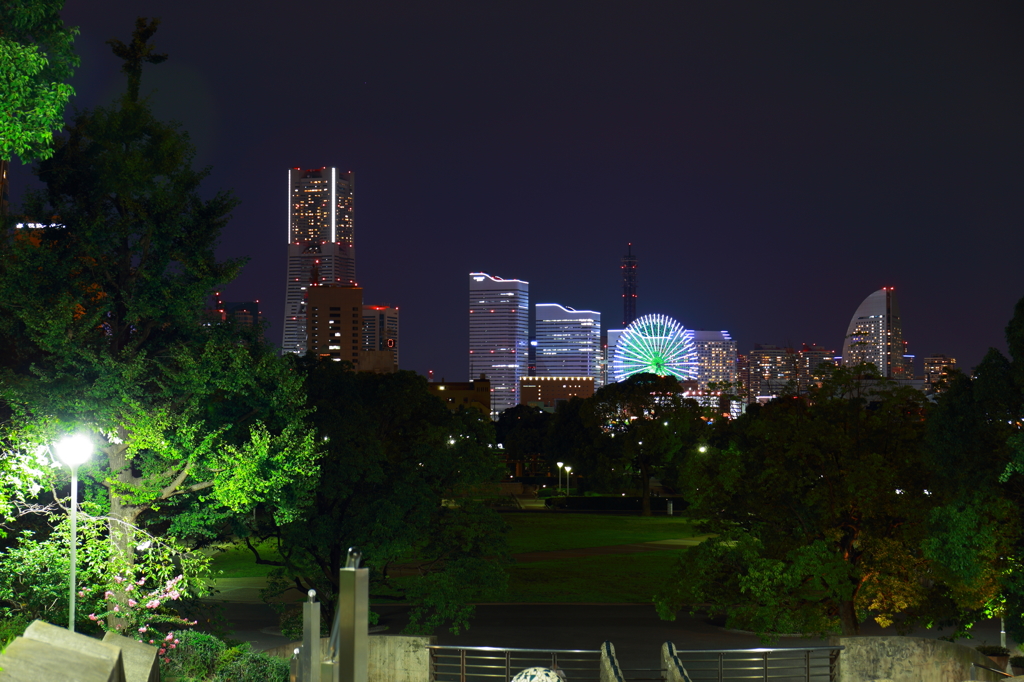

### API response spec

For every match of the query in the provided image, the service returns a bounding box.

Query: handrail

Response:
[971,662,1012,679]
[429,645,601,654]
[671,646,844,654]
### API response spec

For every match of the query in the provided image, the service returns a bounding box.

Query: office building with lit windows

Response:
[282,167,355,355]
[306,285,363,365]
[841,287,906,378]
[362,305,399,371]
[797,344,835,393]
[535,303,601,385]
[923,354,957,393]
[691,330,738,391]
[747,344,797,402]
[469,272,529,417]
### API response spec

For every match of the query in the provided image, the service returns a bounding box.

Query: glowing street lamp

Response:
[556,462,564,496]
[564,465,572,496]
[54,433,92,632]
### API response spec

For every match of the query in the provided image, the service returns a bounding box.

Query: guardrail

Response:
[665,643,843,682]
[971,662,1012,679]
[429,645,602,682]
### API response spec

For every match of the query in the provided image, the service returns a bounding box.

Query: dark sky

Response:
[11,1,1024,379]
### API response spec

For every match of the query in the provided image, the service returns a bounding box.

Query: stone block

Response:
[102,632,161,682]
[0,620,127,682]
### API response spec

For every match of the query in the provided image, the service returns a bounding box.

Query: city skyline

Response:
[7,1,1022,380]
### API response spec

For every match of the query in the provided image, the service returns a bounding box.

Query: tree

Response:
[0,20,316,626]
[0,0,80,216]
[657,367,998,639]
[495,404,551,477]
[583,373,705,515]
[248,363,509,636]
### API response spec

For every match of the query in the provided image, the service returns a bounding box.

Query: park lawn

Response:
[501,550,685,603]
[209,540,282,578]
[503,513,701,554]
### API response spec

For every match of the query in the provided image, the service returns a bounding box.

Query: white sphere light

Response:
[613,313,696,382]
[55,434,92,466]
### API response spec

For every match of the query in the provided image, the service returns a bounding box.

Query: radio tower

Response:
[622,243,637,326]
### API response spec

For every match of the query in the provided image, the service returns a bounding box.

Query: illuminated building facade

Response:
[428,375,491,414]
[282,167,355,355]
[797,344,835,392]
[362,305,399,370]
[519,376,595,409]
[535,304,601,385]
[306,285,363,365]
[841,287,907,378]
[691,330,738,390]
[747,344,797,402]
[923,354,957,393]
[469,272,529,417]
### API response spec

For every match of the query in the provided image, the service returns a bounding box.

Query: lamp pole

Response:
[55,434,92,632]
[564,465,572,496]
[556,462,564,496]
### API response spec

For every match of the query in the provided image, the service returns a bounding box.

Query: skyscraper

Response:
[306,284,363,365]
[747,344,797,401]
[797,344,835,393]
[841,287,906,378]
[469,272,529,417]
[691,330,738,390]
[621,243,637,327]
[923,354,957,393]
[282,167,355,355]
[535,303,602,383]
[362,305,399,370]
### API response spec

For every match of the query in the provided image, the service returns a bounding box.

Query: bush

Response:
[213,642,290,682]
[976,644,1011,656]
[1010,655,1024,667]
[164,629,226,680]
[0,614,30,648]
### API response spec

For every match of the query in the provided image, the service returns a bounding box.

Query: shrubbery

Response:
[158,629,290,682]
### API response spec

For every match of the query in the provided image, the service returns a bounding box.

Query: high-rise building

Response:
[692,330,738,391]
[797,344,835,393]
[519,376,596,409]
[923,354,957,393]
[841,287,906,378]
[306,285,363,365]
[469,272,529,417]
[362,305,399,370]
[282,167,355,355]
[621,243,637,327]
[535,303,602,384]
[747,344,797,402]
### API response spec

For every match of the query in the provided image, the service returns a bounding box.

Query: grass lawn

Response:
[503,550,684,603]
[209,540,282,578]
[503,512,701,554]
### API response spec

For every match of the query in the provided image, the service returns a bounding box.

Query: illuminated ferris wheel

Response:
[612,314,696,382]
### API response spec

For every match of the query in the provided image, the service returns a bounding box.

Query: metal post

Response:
[331,548,368,682]
[460,649,467,682]
[302,589,320,682]
[805,650,810,682]
[763,651,768,682]
[68,464,78,632]
[667,500,673,516]
[718,652,724,682]
[506,650,511,681]
[1002,616,1007,650]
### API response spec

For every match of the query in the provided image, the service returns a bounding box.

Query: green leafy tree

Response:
[583,373,705,514]
[657,367,993,639]
[0,0,79,216]
[249,364,509,636]
[495,404,551,477]
[0,20,317,625]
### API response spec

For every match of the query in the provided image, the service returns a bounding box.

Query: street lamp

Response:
[556,462,564,496]
[564,465,572,496]
[54,433,92,632]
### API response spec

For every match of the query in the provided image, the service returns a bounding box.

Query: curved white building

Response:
[535,303,601,384]
[841,287,905,378]
[469,272,529,417]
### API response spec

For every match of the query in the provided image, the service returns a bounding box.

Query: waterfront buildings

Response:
[841,287,907,378]
[691,330,738,390]
[797,344,835,393]
[519,376,596,409]
[923,354,957,393]
[282,167,355,355]
[362,305,399,371]
[469,272,529,417]
[535,304,602,384]
[747,344,797,402]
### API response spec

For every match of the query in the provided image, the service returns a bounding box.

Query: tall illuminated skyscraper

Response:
[469,273,529,417]
[692,330,738,390]
[282,167,355,354]
[535,303,602,383]
[841,287,906,378]
[621,243,637,326]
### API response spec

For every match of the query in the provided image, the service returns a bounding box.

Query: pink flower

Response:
[173,639,179,644]
[163,658,169,664]
[127,599,137,607]
[165,633,174,641]
[149,640,154,644]
[137,578,146,586]
[168,590,180,600]
[125,584,134,592]
[138,627,147,633]
[104,590,114,599]
[114,576,124,584]
[77,590,85,598]
[146,600,160,609]
[88,614,97,621]
[159,648,166,655]
[170,644,176,649]
[113,606,120,612]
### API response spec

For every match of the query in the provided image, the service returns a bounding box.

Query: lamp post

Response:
[564,465,572,496]
[556,461,564,496]
[54,433,92,632]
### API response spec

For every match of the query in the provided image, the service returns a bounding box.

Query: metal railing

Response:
[667,645,843,682]
[970,662,1012,679]
[429,645,603,682]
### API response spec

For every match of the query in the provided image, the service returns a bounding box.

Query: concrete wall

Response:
[601,641,625,682]
[661,642,691,682]
[831,636,1006,682]
[264,634,435,682]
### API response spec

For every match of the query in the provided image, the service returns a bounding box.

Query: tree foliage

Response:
[0,0,79,163]
[248,363,509,637]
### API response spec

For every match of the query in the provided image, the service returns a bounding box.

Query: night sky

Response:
[10,1,1024,380]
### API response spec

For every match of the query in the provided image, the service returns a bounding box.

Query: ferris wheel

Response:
[612,314,696,382]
